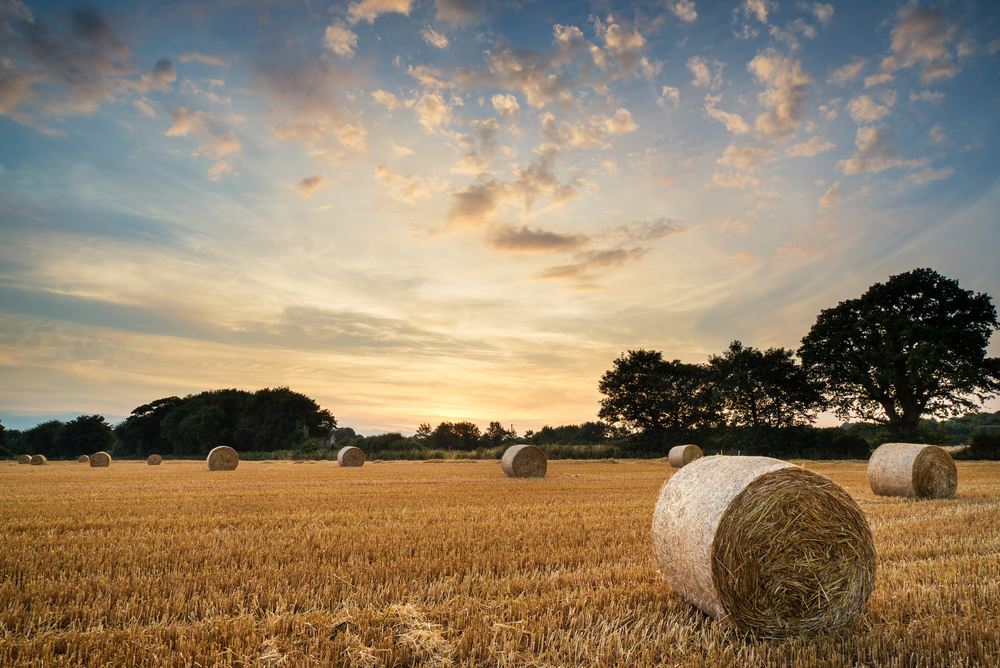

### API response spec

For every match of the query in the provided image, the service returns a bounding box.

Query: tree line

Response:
[2,387,336,460]
[597,269,1000,451]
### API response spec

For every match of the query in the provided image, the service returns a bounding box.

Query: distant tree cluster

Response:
[600,269,1000,443]
[115,387,336,457]
[4,415,115,460]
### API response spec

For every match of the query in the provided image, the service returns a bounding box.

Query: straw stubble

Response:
[652,455,875,638]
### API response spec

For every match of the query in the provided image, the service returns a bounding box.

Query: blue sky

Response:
[1,0,998,433]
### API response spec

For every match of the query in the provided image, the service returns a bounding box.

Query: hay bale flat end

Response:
[501,445,547,478]
[337,446,365,467]
[207,446,239,471]
[90,451,112,467]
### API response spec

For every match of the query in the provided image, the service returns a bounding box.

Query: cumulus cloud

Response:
[325,20,358,58]
[880,7,959,82]
[296,174,326,197]
[748,49,813,143]
[375,164,431,202]
[818,181,841,209]
[926,123,951,146]
[717,143,774,173]
[389,140,414,155]
[837,126,927,175]
[347,0,412,24]
[704,95,751,135]
[658,86,680,109]
[414,91,452,132]
[786,135,835,157]
[593,16,661,79]
[133,98,156,118]
[372,89,401,110]
[435,0,479,26]
[812,3,834,26]
[491,93,520,123]
[604,108,637,134]
[738,0,777,24]
[176,52,227,67]
[827,59,866,84]
[539,110,637,150]
[165,107,241,157]
[846,94,891,123]
[907,166,954,184]
[718,217,750,236]
[125,57,176,94]
[688,56,723,89]
[488,225,587,252]
[910,89,944,105]
[421,26,449,49]
[667,0,698,23]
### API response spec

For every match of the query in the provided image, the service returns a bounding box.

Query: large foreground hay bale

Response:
[501,444,547,478]
[77,455,90,464]
[18,455,31,465]
[30,454,47,466]
[668,444,703,468]
[337,446,365,467]
[147,454,162,466]
[207,446,239,471]
[868,442,957,499]
[90,451,111,467]
[652,455,875,638]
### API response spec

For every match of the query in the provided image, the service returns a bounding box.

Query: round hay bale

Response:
[18,455,32,465]
[668,444,703,468]
[501,444,547,478]
[868,442,957,499]
[652,455,875,638]
[147,454,162,466]
[77,455,90,464]
[90,451,111,467]
[337,446,365,467]
[30,454,47,466]
[207,446,239,471]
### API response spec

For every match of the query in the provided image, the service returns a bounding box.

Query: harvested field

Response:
[1,459,998,667]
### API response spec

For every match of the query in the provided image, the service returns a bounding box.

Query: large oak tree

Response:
[799,268,1000,437]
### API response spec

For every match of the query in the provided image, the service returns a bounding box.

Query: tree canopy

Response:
[708,341,825,428]
[799,268,1000,436]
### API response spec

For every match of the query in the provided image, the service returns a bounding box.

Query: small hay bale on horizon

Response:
[77,455,90,464]
[90,451,111,467]
[207,446,239,471]
[147,454,162,465]
[651,455,875,638]
[501,444,547,479]
[668,444,703,468]
[337,446,365,467]
[18,455,31,465]
[868,442,957,499]
[30,454,47,466]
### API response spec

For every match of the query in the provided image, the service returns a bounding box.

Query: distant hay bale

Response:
[18,455,31,465]
[147,454,162,466]
[337,446,365,467]
[30,454,47,466]
[652,455,875,638]
[90,451,111,467]
[207,446,239,471]
[77,455,90,464]
[501,444,547,479]
[668,444,703,468]
[868,442,957,499]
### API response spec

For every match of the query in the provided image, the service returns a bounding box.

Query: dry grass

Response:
[1,459,998,666]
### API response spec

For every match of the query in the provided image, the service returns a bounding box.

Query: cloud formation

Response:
[837,126,927,175]
[748,50,813,143]
[488,226,587,253]
[297,174,326,197]
[347,0,413,25]
[880,7,959,82]
[786,135,835,157]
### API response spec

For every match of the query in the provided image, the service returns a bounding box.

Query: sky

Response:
[1,0,999,435]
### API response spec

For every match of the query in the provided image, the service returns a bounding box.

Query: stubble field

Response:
[1,458,998,667]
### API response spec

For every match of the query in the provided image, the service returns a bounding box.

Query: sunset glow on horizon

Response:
[2,0,999,434]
